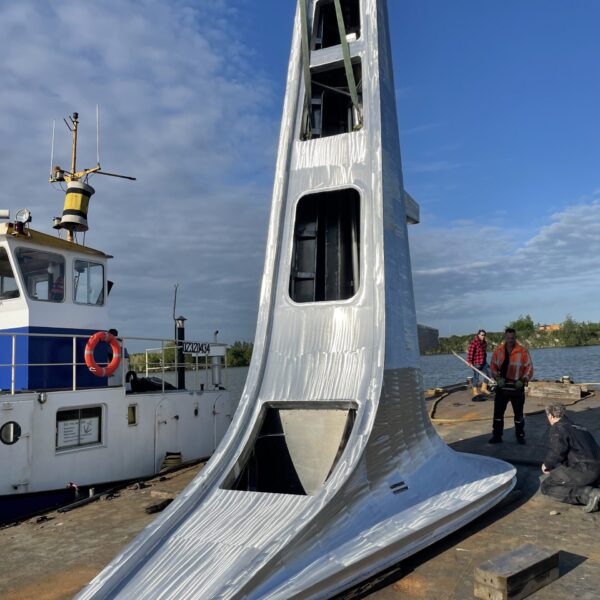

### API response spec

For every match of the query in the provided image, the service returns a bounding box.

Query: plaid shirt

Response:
[467,337,487,365]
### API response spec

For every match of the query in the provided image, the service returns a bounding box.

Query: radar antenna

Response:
[49,111,136,242]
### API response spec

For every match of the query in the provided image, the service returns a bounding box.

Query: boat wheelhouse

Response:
[1,222,111,392]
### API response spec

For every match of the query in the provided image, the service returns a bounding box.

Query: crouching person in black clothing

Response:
[541,402,600,512]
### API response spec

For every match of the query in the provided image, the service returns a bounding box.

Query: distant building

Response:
[537,323,561,332]
[417,324,440,353]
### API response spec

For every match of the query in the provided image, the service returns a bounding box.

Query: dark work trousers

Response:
[492,387,525,439]
[541,463,600,505]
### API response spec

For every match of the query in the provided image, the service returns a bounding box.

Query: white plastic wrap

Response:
[77,2,514,598]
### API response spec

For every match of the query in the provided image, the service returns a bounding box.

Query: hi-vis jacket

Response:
[490,342,534,382]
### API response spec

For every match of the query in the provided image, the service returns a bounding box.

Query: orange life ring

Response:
[85,331,121,377]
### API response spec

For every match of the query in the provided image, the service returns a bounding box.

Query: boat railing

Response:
[0,331,228,395]
[140,344,228,392]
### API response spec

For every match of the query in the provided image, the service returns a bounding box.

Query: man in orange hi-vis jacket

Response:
[489,327,534,445]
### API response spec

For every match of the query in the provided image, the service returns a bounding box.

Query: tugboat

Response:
[0,113,232,524]
[78,1,515,598]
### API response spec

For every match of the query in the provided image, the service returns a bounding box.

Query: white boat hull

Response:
[1,386,231,508]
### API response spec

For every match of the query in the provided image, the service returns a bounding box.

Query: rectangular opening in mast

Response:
[290,188,360,303]
[312,0,361,50]
[301,60,362,140]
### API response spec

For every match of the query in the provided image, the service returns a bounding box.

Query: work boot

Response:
[488,436,502,444]
[583,488,600,513]
[481,382,490,395]
[471,386,479,398]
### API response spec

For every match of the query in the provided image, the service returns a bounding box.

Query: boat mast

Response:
[49,111,135,242]
[70,112,79,180]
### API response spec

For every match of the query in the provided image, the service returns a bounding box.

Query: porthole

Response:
[0,421,22,445]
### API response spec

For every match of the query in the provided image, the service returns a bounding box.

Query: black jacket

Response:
[544,416,600,470]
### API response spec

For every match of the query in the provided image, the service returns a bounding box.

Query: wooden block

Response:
[474,543,559,600]
[144,498,173,514]
[526,381,582,399]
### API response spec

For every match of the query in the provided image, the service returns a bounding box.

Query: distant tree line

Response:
[431,314,600,355]
[226,341,253,367]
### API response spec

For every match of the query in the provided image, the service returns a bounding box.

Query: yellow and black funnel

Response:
[60,180,95,232]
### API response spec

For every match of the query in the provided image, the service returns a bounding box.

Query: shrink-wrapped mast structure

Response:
[79,1,515,598]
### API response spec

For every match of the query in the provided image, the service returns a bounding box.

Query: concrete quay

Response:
[362,385,600,600]
[0,464,204,600]
[1,386,599,599]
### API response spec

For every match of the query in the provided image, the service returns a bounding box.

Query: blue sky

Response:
[1,0,599,342]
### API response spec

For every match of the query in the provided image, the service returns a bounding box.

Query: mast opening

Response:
[290,188,360,303]
[312,0,361,50]
[302,60,362,139]
[223,406,355,496]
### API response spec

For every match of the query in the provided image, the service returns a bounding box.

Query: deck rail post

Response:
[10,334,16,395]
[121,337,126,387]
[72,335,77,391]
[161,340,165,393]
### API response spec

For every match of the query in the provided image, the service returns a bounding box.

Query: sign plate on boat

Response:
[182,342,211,355]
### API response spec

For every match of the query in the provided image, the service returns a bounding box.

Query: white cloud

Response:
[409,199,600,333]
[0,0,278,342]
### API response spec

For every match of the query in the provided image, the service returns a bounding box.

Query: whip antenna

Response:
[96,104,100,165]
[50,120,56,177]
[173,283,179,339]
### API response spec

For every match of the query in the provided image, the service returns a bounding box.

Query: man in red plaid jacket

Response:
[467,329,492,396]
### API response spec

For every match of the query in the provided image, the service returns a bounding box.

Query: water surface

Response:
[225,345,600,403]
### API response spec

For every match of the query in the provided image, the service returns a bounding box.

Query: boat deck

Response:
[1,386,599,600]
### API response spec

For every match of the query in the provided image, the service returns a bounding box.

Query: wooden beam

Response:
[474,543,559,600]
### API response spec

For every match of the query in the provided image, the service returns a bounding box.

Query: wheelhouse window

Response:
[15,248,65,302]
[312,0,361,50]
[0,247,20,300]
[290,188,360,303]
[56,406,102,449]
[74,260,104,305]
[301,61,362,140]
